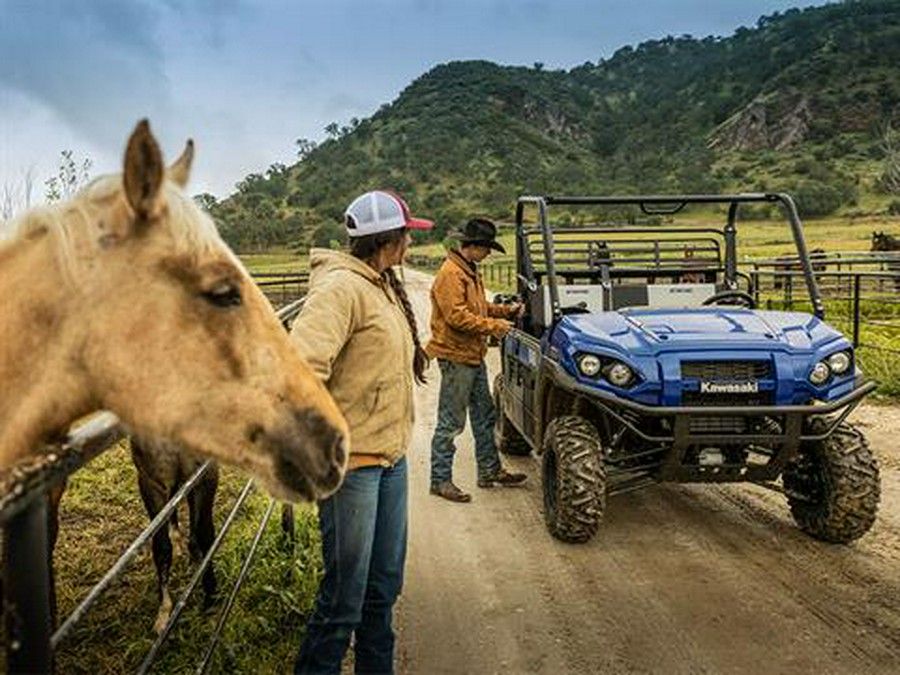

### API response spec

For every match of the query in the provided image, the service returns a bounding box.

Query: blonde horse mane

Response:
[1,174,233,285]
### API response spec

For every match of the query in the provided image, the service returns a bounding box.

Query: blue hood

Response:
[558,307,844,356]
[546,307,855,406]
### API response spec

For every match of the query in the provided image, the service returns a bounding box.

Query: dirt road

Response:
[395,269,900,675]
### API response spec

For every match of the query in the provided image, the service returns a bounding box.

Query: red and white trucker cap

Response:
[344,190,434,237]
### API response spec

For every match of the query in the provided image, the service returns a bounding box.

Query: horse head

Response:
[871,231,896,251]
[0,120,349,502]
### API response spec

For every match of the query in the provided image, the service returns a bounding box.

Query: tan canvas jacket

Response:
[290,249,415,470]
[425,249,516,366]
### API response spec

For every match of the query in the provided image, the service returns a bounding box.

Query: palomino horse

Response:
[0,119,348,498]
[1,120,351,633]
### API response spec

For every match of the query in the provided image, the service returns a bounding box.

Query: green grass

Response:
[52,443,322,674]
[239,250,307,274]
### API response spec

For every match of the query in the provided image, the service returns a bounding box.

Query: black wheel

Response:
[493,374,531,456]
[541,416,605,543]
[782,420,880,544]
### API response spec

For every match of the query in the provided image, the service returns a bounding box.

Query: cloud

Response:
[0,1,248,157]
[0,2,170,148]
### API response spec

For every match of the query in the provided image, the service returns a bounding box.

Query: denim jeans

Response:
[294,457,408,675]
[430,359,502,486]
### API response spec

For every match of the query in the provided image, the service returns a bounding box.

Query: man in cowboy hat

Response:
[425,217,527,503]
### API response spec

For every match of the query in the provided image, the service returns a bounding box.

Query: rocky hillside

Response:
[210,0,900,250]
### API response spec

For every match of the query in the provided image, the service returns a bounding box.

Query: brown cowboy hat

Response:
[452,218,506,253]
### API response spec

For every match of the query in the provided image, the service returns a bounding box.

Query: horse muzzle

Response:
[266,408,348,501]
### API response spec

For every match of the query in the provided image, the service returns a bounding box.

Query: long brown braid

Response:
[384,267,428,384]
[350,229,429,384]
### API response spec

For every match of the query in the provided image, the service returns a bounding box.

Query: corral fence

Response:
[482,262,516,289]
[749,251,900,355]
[405,254,517,290]
[404,254,441,272]
[409,250,900,356]
[252,271,309,306]
[0,297,308,674]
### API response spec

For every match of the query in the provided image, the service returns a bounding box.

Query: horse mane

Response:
[0,174,232,284]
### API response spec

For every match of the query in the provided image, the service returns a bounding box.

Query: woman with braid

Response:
[290,190,432,675]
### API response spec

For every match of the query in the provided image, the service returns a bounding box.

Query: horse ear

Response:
[123,119,164,223]
[167,139,194,188]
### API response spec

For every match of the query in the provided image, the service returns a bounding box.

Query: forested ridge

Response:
[208,0,900,250]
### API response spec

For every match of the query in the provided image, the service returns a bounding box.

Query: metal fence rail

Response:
[749,252,900,355]
[1,299,304,674]
[252,271,309,306]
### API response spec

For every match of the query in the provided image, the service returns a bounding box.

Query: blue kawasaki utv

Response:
[493,194,880,544]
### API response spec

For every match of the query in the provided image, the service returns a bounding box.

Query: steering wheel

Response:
[701,290,756,309]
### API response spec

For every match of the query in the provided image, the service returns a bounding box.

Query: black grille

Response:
[681,391,774,407]
[681,360,772,380]
[689,416,747,434]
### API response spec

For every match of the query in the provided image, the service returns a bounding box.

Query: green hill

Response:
[210,0,900,251]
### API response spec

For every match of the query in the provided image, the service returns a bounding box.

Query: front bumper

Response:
[547,361,876,482]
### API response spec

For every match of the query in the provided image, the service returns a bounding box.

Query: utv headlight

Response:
[809,361,831,386]
[578,354,602,377]
[605,361,635,387]
[827,351,851,375]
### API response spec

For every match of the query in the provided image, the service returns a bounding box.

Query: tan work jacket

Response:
[425,249,516,366]
[291,249,414,469]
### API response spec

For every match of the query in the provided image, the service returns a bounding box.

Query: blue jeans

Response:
[294,458,408,675]
[430,359,502,486]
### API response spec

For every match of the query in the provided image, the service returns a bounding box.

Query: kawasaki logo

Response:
[700,381,759,394]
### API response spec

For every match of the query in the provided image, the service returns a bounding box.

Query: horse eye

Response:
[203,282,242,308]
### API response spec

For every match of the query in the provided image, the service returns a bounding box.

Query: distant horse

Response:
[0,119,348,496]
[130,437,218,633]
[871,230,900,252]
[870,231,900,290]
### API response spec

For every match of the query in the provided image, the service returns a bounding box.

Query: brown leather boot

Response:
[430,481,472,503]
[478,467,527,488]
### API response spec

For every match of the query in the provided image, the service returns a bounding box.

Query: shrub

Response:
[791,180,844,217]
[312,221,346,248]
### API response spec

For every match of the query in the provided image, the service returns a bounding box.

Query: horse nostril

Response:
[333,435,348,468]
[246,424,265,444]
[326,463,342,487]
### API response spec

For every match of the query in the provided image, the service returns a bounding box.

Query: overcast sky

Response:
[0,0,827,202]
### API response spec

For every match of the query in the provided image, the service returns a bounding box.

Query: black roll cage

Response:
[514,193,825,322]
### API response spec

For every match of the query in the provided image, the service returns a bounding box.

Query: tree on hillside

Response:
[45,150,92,203]
[266,162,288,179]
[194,193,218,211]
[324,123,340,140]
[295,137,317,160]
